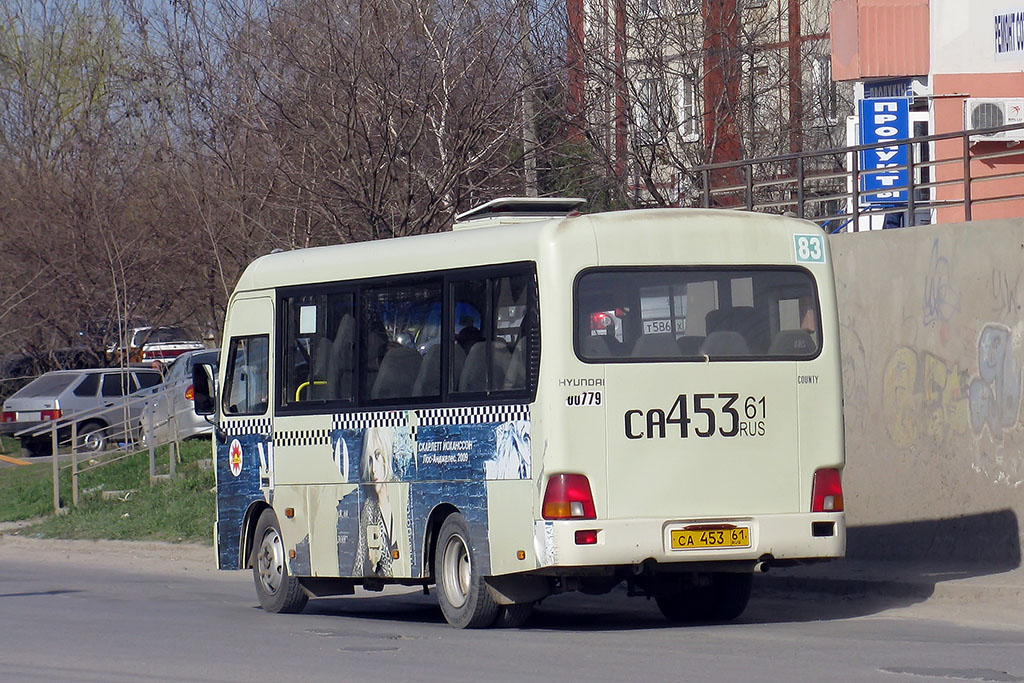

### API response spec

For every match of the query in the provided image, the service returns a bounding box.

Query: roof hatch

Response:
[453,197,586,230]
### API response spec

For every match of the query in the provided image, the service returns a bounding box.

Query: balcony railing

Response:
[692,121,1024,232]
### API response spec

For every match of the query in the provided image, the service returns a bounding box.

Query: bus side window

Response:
[281,293,355,405]
[362,280,441,403]
[451,272,533,394]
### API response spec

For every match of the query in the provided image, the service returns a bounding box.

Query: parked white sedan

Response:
[138,349,219,447]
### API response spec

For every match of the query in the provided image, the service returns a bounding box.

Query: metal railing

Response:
[14,388,187,513]
[692,121,1024,232]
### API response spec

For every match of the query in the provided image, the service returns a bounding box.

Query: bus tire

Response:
[434,513,499,629]
[655,572,752,623]
[708,572,753,621]
[493,602,534,628]
[252,509,308,614]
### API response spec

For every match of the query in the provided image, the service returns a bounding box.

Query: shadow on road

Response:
[297,511,1023,631]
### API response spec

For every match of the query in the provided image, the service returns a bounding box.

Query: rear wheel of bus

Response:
[434,513,500,628]
[654,572,753,623]
[252,509,308,614]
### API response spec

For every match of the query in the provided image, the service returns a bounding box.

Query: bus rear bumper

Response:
[532,512,845,570]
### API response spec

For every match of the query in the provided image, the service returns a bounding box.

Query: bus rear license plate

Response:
[671,527,750,550]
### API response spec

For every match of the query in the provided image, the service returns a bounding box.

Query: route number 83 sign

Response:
[794,234,826,264]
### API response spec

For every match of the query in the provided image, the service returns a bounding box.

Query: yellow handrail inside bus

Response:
[295,380,327,401]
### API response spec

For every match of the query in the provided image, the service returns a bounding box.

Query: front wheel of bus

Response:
[434,513,499,629]
[252,509,308,614]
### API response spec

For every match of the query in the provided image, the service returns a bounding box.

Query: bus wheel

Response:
[655,572,752,623]
[434,513,499,628]
[493,602,534,628]
[252,509,308,614]
[708,572,753,621]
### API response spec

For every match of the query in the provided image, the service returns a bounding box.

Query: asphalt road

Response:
[1,537,1022,683]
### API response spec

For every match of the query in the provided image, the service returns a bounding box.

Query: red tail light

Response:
[811,468,844,512]
[1,411,15,423]
[185,385,195,401]
[542,474,597,519]
[40,409,62,421]
[574,529,599,545]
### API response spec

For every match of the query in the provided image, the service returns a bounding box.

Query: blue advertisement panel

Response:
[858,98,910,206]
[328,410,530,579]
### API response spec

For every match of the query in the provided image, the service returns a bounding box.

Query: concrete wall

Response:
[831,218,1023,565]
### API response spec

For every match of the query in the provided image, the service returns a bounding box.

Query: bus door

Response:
[216,296,275,569]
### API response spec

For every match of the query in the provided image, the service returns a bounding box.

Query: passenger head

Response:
[455,325,483,352]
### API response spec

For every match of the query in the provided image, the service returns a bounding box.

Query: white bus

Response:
[192,198,845,628]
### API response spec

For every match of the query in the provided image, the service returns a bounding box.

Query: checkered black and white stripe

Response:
[276,429,332,448]
[331,410,409,432]
[418,404,530,426]
[221,417,272,437]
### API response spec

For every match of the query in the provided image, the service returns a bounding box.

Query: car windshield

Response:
[11,373,78,398]
[133,327,190,345]
[191,350,219,367]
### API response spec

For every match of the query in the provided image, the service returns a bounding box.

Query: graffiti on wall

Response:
[840,321,869,432]
[989,269,1022,320]
[968,324,1022,440]
[882,346,970,447]
[922,239,960,327]
[882,323,1022,447]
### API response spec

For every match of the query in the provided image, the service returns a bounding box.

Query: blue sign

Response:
[858,98,910,206]
[863,79,913,99]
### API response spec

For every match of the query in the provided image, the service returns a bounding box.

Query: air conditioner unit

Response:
[964,98,1024,141]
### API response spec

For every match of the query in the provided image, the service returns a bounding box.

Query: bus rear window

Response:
[575,268,821,361]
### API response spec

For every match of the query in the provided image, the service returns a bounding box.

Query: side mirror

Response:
[192,363,217,416]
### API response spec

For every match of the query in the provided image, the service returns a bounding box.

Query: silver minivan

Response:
[0,367,163,456]
[138,349,219,447]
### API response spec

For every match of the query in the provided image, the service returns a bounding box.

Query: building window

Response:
[676,76,698,140]
[634,77,662,146]
[812,56,838,125]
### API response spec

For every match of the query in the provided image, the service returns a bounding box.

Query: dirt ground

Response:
[0,521,220,578]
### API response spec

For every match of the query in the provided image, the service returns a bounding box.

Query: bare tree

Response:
[562,0,852,207]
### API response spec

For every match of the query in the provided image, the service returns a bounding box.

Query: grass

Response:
[0,438,216,545]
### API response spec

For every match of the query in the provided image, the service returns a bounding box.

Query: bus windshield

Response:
[575,267,821,361]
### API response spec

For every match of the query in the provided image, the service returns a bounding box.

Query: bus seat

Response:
[459,341,511,392]
[308,337,333,399]
[371,345,422,399]
[676,335,705,357]
[768,329,816,355]
[412,345,442,397]
[700,331,749,358]
[705,306,769,353]
[504,338,527,390]
[581,334,611,358]
[631,333,679,358]
[705,308,731,334]
[449,344,467,392]
[730,306,770,353]
[329,314,355,398]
